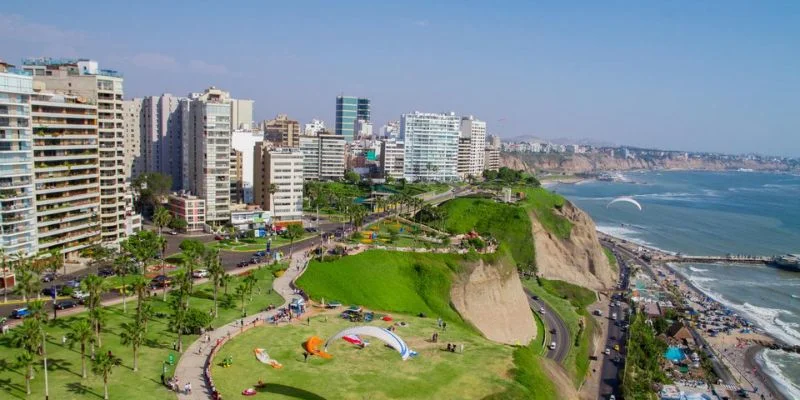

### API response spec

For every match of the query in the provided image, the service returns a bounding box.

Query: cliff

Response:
[531,202,614,290]
[450,258,536,345]
[501,152,798,174]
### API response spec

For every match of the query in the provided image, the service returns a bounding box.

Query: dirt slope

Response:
[450,259,536,345]
[531,202,614,290]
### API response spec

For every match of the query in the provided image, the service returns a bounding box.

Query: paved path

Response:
[173,251,311,399]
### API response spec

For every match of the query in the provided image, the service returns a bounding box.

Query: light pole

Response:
[42,329,50,400]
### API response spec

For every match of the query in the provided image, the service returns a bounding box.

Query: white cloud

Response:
[414,20,429,27]
[188,59,229,75]
[0,13,87,45]
[128,52,180,71]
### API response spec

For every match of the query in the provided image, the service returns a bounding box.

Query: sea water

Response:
[551,170,800,397]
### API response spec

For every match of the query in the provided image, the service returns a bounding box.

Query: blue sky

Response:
[2,1,798,156]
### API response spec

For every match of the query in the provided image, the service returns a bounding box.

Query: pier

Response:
[659,255,770,264]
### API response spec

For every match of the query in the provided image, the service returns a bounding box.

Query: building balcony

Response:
[39,228,101,247]
[37,199,98,216]
[39,220,99,238]
[36,182,98,195]
[35,171,98,184]
[37,190,98,206]
[39,210,98,227]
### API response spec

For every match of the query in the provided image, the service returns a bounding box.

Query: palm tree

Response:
[67,319,94,378]
[170,271,191,352]
[207,249,224,318]
[81,274,106,349]
[221,272,233,296]
[140,301,154,333]
[129,275,149,323]
[152,206,172,238]
[14,268,38,306]
[178,239,204,303]
[92,352,121,400]
[285,224,305,258]
[244,274,258,302]
[267,183,279,215]
[10,318,40,395]
[119,319,145,372]
[0,248,8,304]
[112,252,134,313]
[236,283,248,317]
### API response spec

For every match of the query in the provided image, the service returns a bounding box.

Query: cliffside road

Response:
[598,247,630,400]
[524,288,570,363]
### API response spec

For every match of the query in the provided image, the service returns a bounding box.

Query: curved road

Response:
[524,288,570,363]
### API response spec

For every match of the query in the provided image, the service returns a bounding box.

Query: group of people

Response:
[445,343,463,353]
[164,376,190,394]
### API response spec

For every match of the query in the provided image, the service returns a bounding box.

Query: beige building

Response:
[457,137,472,179]
[264,114,300,148]
[30,88,102,259]
[22,58,138,246]
[298,132,346,181]
[167,193,205,232]
[253,144,303,223]
[122,99,142,179]
[380,139,405,180]
[460,116,486,176]
[230,149,243,204]
[484,147,500,172]
[231,99,254,130]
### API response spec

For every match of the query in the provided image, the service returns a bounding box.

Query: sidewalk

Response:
[173,251,311,400]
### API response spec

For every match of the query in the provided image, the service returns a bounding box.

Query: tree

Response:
[10,318,40,395]
[92,352,121,400]
[285,224,305,258]
[235,283,248,317]
[129,275,150,326]
[119,319,145,372]
[13,268,38,306]
[81,274,107,349]
[169,271,192,352]
[344,170,360,184]
[221,272,233,296]
[112,252,135,314]
[132,172,172,216]
[206,249,224,318]
[0,248,9,304]
[86,244,114,275]
[152,206,172,237]
[168,217,188,232]
[178,239,205,301]
[67,319,94,378]
[244,274,258,302]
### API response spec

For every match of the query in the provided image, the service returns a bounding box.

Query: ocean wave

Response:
[759,350,800,399]
[596,225,673,253]
[689,267,708,273]
[689,277,717,283]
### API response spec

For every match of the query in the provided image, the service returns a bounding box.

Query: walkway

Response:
[173,251,311,400]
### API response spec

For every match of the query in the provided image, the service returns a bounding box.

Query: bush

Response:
[180,308,213,334]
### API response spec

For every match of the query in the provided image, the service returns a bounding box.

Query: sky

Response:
[1,1,799,156]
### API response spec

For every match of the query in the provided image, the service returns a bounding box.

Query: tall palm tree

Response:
[119,319,145,372]
[207,249,224,318]
[285,224,305,258]
[170,271,191,352]
[221,272,233,296]
[112,252,134,314]
[10,318,40,395]
[243,274,258,302]
[67,319,94,378]
[236,283,248,317]
[129,275,149,323]
[152,206,172,238]
[92,352,121,400]
[267,183,279,215]
[178,239,204,303]
[81,274,106,349]
[14,268,38,306]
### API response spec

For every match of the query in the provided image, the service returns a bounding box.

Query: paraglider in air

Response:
[607,196,642,211]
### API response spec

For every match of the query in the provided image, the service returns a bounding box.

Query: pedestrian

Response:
[184,382,191,394]
[442,321,447,331]
[437,317,442,328]
[303,352,309,363]
[307,317,311,326]
[172,341,177,351]
[161,372,165,385]
[62,335,67,345]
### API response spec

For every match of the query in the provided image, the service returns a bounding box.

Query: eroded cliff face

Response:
[531,202,614,290]
[450,259,536,345]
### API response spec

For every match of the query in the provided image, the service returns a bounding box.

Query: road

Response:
[524,288,570,363]
[597,244,631,400]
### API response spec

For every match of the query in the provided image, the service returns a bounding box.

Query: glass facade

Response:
[335,96,370,142]
[401,112,460,182]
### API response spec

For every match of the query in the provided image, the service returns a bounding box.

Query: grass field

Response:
[206,234,313,253]
[0,265,284,400]
[211,312,530,400]
[438,197,535,269]
[603,247,618,272]
[517,187,573,240]
[350,220,447,248]
[297,250,464,324]
[522,278,597,386]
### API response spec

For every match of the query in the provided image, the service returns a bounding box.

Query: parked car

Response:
[41,286,64,297]
[214,235,223,240]
[192,269,209,279]
[604,348,611,355]
[65,279,82,289]
[550,328,557,335]
[11,308,30,319]
[41,273,57,282]
[72,290,90,301]
[55,300,79,310]
[614,344,620,352]
[169,231,178,235]
[98,268,115,277]
[150,275,172,288]
[254,251,266,257]
[539,307,545,314]
[531,295,539,300]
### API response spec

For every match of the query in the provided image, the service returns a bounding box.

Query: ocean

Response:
[550,170,800,398]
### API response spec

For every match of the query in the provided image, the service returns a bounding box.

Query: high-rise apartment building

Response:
[457,137,472,179]
[122,99,142,179]
[335,96,370,142]
[135,94,184,188]
[400,112,460,182]
[380,139,405,180]
[264,114,300,147]
[230,149,243,204]
[231,129,263,204]
[354,119,373,139]
[485,147,500,171]
[487,134,501,149]
[31,88,101,259]
[460,116,486,177]
[253,144,303,223]
[381,120,400,139]
[299,133,346,181]
[230,99,254,130]
[0,62,38,257]
[182,87,233,226]
[303,119,325,136]
[22,58,135,246]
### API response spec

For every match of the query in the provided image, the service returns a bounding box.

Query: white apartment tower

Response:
[230,129,264,204]
[253,145,303,222]
[122,99,142,179]
[400,112,460,182]
[22,58,136,246]
[0,63,38,257]
[137,94,184,188]
[460,116,486,176]
[303,119,325,136]
[380,139,405,180]
[299,133,346,181]
[182,87,233,226]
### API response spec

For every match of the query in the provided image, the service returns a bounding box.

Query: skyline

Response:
[1,1,798,156]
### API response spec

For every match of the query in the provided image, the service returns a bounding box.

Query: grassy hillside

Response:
[439,197,535,269]
[603,247,618,272]
[517,187,573,239]
[297,250,465,323]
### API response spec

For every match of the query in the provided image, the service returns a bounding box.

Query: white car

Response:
[549,342,557,350]
[192,269,209,278]
[539,307,545,314]
[71,290,89,301]
[604,348,611,355]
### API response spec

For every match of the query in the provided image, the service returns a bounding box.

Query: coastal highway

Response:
[598,246,630,400]
[524,288,570,363]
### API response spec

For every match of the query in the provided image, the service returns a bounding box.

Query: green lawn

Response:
[603,247,618,272]
[211,312,531,400]
[517,187,573,240]
[522,278,597,386]
[350,219,447,249]
[297,250,465,324]
[439,197,535,269]
[0,265,285,400]
[206,234,313,253]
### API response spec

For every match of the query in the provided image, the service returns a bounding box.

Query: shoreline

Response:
[600,230,789,400]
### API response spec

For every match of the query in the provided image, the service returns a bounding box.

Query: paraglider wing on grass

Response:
[325,326,413,360]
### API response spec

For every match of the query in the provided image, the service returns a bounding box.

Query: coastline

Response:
[600,230,789,400]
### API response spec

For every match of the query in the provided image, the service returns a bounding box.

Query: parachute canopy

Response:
[254,348,283,368]
[607,196,642,211]
[325,326,413,360]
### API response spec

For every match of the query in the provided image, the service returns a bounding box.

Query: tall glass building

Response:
[0,64,38,257]
[335,96,370,142]
[400,112,460,182]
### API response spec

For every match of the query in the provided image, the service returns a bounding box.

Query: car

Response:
[41,286,64,297]
[214,235,223,240]
[550,328,557,335]
[539,307,545,314]
[65,279,82,289]
[41,273,57,282]
[604,348,611,355]
[150,275,172,288]
[55,300,79,310]
[98,268,115,277]
[11,308,30,319]
[549,342,557,350]
[192,269,209,278]
[254,251,266,257]
[614,344,620,352]
[531,295,539,300]
[72,290,90,301]
[169,231,178,235]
